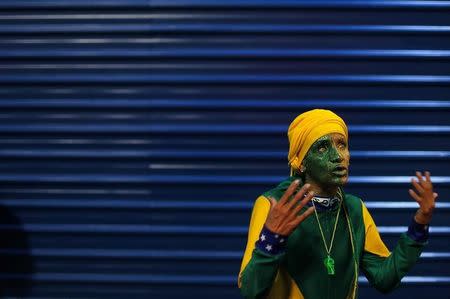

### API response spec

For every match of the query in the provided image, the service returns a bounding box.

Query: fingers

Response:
[292,190,315,215]
[411,178,424,194]
[433,192,439,199]
[415,171,424,183]
[425,171,431,182]
[412,170,435,194]
[287,190,314,227]
[292,206,315,226]
[279,180,300,206]
[267,182,314,235]
[409,188,422,203]
[286,183,311,210]
[268,197,277,211]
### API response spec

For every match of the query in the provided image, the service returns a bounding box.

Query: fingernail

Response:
[294,179,300,184]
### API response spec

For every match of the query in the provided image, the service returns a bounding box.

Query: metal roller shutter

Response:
[0,1,449,298]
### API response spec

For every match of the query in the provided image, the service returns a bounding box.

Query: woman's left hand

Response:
[409,171,438,224]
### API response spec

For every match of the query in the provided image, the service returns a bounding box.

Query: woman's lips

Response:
[332,166,348,176]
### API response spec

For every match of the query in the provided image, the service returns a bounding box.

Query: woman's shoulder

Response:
[343,192,364,215]
[262,176,298,200]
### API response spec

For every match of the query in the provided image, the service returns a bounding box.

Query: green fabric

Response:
[240,249,286,299]
[361,233,425,293]
[239,175,426,299]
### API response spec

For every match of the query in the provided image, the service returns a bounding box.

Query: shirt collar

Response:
[307,195,340,211]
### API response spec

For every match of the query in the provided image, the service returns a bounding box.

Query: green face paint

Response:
[302,133,350,189]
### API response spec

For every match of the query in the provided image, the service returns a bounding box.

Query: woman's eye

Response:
[338,142,346,149]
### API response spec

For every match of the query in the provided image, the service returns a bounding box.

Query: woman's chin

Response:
[332,175,349,187]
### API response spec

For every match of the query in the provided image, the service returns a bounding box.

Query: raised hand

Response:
[409,171,438,224]
[265,180,315,236]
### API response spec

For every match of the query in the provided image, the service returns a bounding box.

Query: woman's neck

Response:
[305,180,338,198]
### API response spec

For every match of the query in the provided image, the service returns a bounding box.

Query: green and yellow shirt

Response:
[238,175,428,299]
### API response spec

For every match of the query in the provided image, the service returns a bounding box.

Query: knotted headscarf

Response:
[287,109,348,175]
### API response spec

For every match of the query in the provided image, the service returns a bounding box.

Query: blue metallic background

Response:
[0,0,449,298]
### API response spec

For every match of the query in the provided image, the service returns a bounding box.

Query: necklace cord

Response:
[338,188,358,299]
[310,188,358,298]
[311,196,342,255]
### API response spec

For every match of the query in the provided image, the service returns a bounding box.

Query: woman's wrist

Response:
[414,208,432,225]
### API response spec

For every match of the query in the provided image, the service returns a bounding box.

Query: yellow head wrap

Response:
[287,109,348,175]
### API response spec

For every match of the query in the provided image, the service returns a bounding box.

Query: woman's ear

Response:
[300,165,306,173]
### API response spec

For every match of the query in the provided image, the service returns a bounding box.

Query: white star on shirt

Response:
[260,234,266,241]
[275,234,279,238]
[265,244,272,251]
[280,238,285,243]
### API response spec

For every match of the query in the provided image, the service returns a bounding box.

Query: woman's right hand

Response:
[264,180,315,236]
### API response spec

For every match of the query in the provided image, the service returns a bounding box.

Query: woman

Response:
[238,109,437,299]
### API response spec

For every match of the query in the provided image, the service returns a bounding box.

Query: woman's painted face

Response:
[302,133,350,187]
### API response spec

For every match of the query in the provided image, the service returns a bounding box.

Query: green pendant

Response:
[324,255,335,275]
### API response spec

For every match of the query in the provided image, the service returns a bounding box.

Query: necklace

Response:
[312,195,339,208]
[343,200,358,299]
[311,196,342,276]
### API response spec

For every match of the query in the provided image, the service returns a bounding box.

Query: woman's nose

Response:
[330,146,344,162]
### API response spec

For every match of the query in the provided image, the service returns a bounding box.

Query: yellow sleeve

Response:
[360,200,425,293]
[361,201,391,257]
[238,195,271,281]
[238,195,304,299]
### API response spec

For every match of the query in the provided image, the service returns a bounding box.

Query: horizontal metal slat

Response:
[2,49,450,58]
[0,248,241,259]
[149,0,450,9]
[0,150,448,159]
[1,0,450,9]
[1,24,450,34]
[0,174,449,184]
[0,124,449,133]
[1,87,447,100]
[0,100,448,109]
[1,74,450,84]
[2,199,449,210]
[0,248,448,259]
[0,224,449,235]
[0,0,150,8]
[0,272,448,285]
